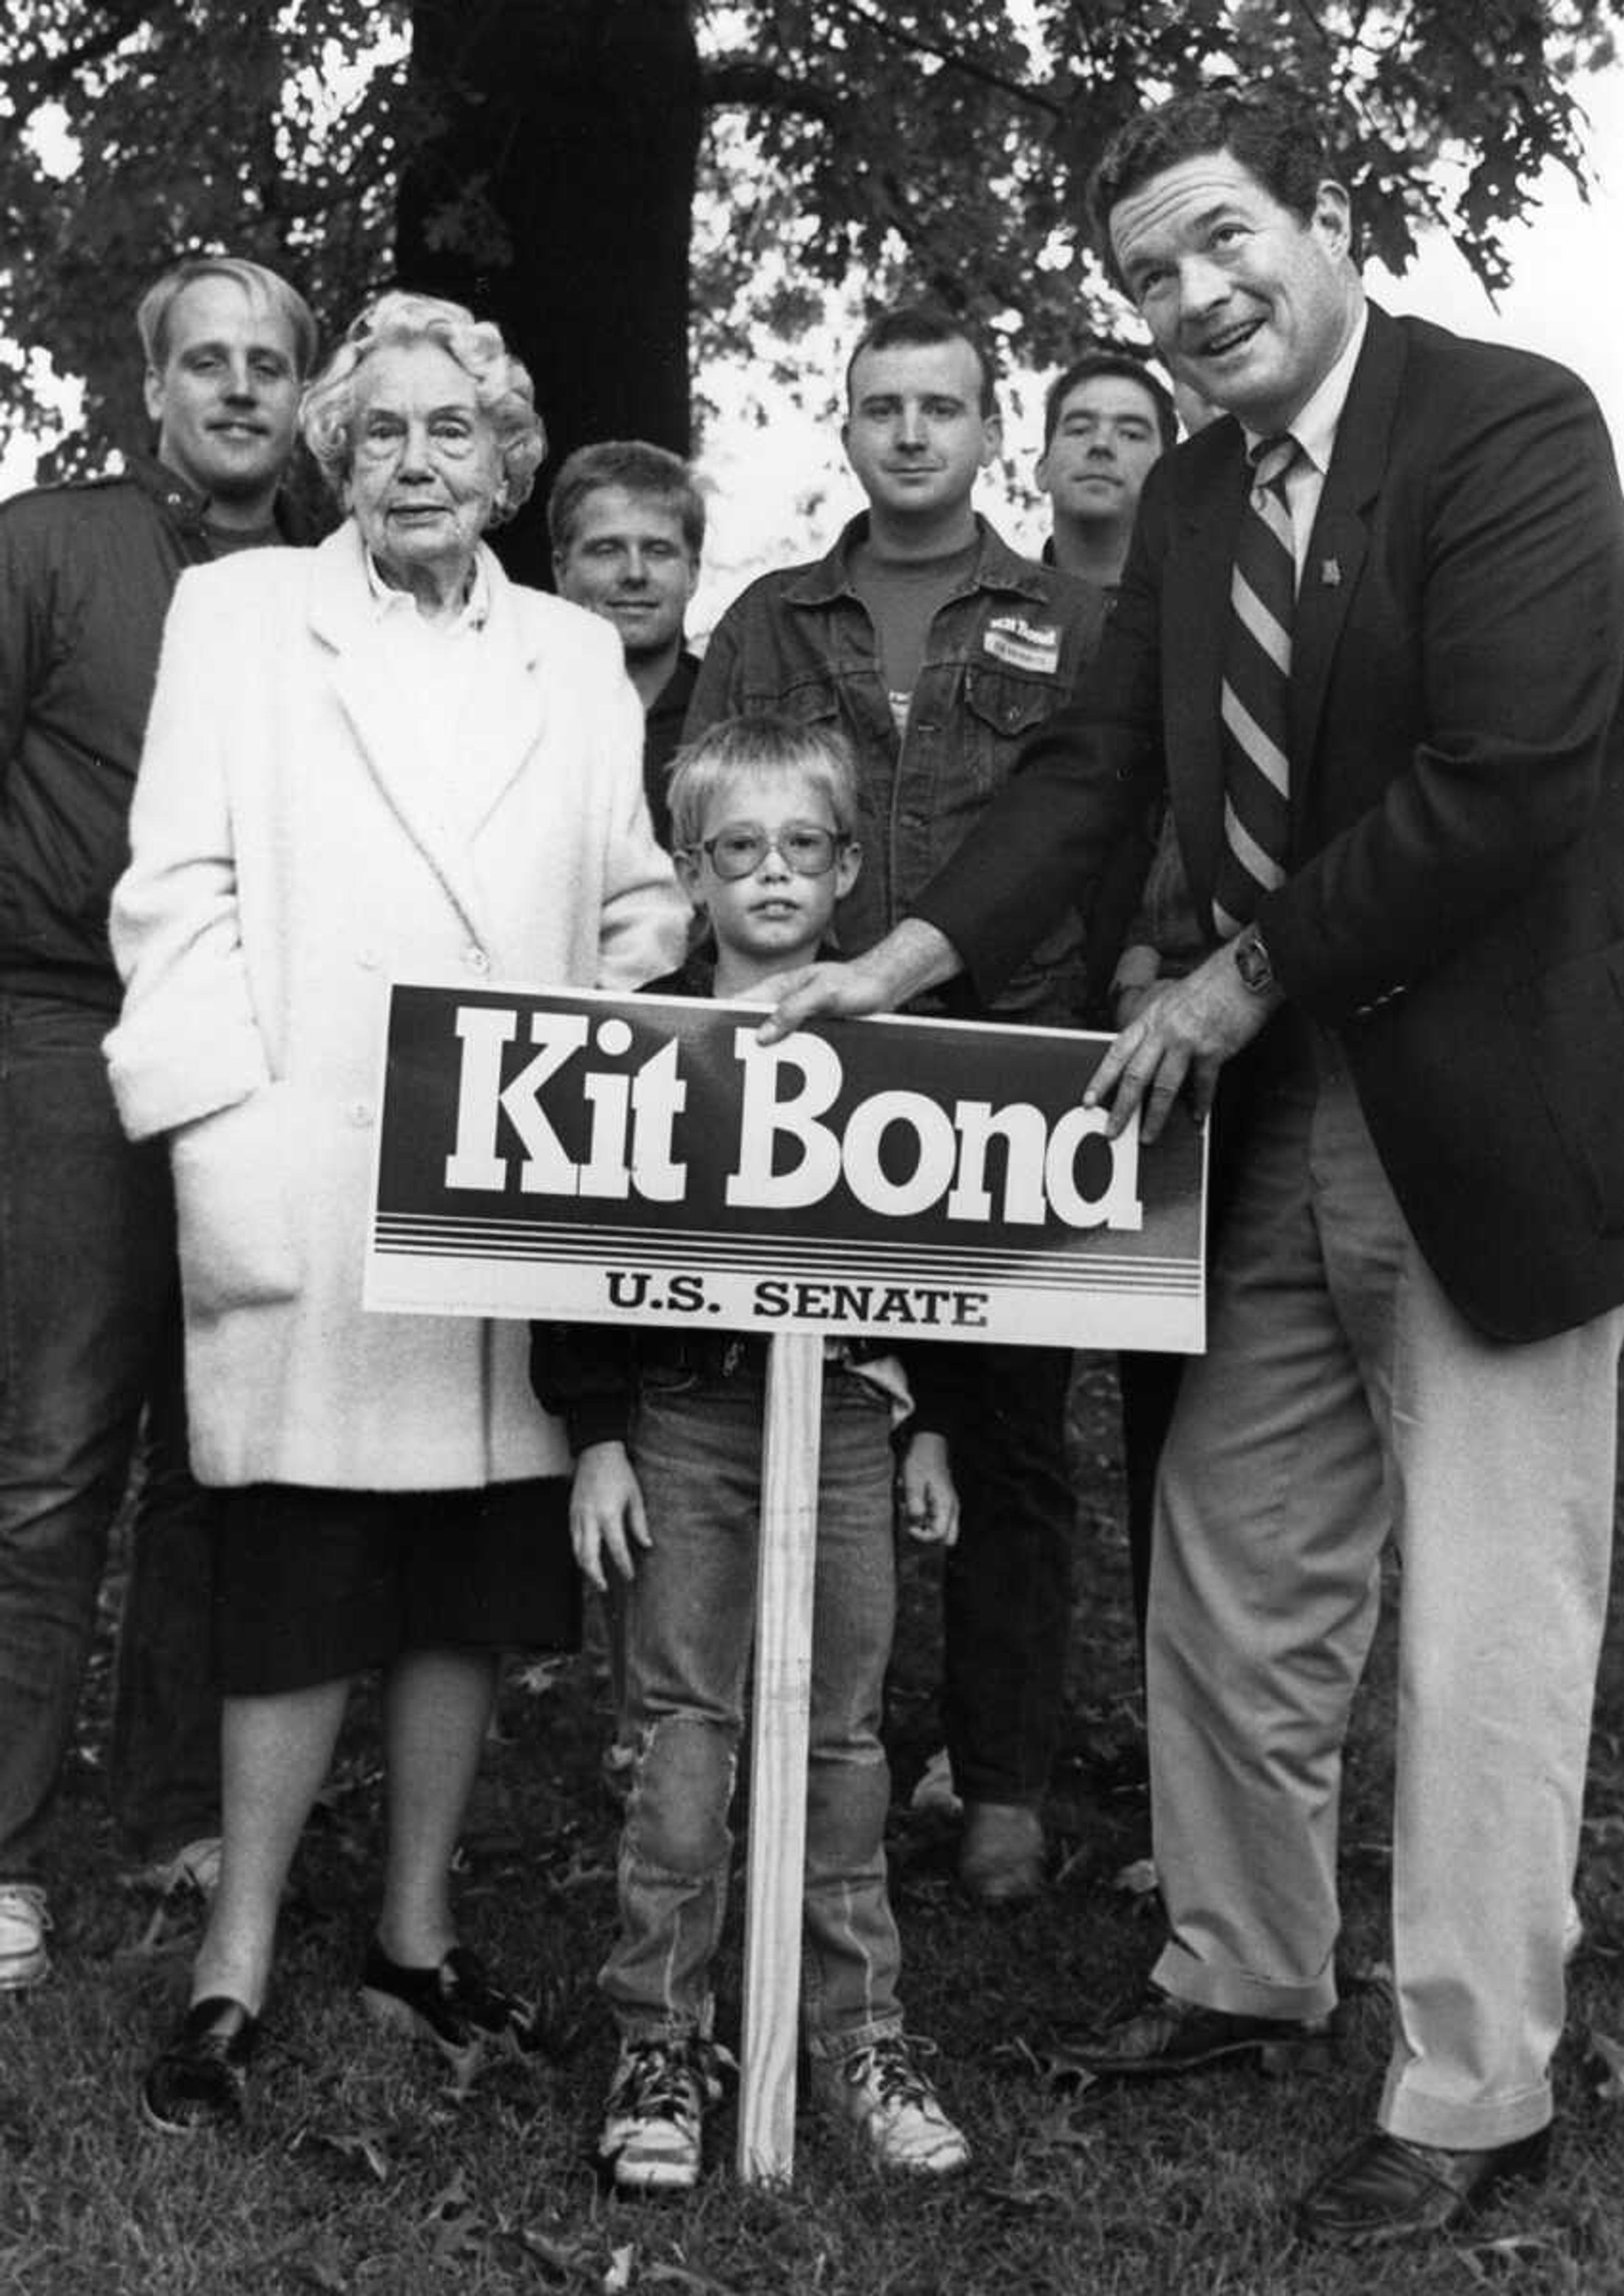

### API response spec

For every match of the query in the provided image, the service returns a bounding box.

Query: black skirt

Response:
[211,1476,579,1694]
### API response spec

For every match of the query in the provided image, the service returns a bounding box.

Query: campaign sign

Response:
[365,983,1206,1351]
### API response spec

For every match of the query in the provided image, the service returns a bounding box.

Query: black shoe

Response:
[360,1939,543,2081]
[1296,2126,1550,2247]
[141,1996,259,2134]
[1068,1990,1333,2079]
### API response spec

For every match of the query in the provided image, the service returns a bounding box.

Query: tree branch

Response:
[3,2,154,123]
[700,54,842,122]
[825,0,1065,121]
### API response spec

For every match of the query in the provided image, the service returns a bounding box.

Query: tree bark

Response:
[398,0,702,587]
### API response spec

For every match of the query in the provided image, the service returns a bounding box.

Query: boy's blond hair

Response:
[666,713,860,851]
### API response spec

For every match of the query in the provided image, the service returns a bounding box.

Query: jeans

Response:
[0,993,220,1879]
[941,1342,1076,1806]
[603,1361,903,2057]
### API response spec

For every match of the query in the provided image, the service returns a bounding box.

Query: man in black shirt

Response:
[550,440,705,849]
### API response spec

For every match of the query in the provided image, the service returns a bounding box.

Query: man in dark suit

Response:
[766,84,1624,2247]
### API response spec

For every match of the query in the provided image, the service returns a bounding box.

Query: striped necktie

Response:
[1213,433,1299,939]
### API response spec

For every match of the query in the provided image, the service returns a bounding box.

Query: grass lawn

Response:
[3,1354,1621,2296]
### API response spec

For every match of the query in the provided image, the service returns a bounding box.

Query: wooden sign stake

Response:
[737,1330,823,2185]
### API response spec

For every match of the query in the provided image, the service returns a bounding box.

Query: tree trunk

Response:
[398,0,702,588]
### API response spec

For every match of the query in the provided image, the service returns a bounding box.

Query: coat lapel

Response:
[455,562,548,840]
[1289,305,1405,825]
[307,525,547,943]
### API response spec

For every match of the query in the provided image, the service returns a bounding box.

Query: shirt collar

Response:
[129,452,305,544]
[362,543,492,630]
[1243,299,1369,474]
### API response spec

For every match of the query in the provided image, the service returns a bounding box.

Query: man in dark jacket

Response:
[549,439,704,849]
[685,307,1108,1907]
[0,256,316,1989]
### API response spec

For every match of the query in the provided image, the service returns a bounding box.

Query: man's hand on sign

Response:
[569,1442,652,1592]
[1084,939,1281,1143]
[757,918,963,1044]
[900,1432,960,1548]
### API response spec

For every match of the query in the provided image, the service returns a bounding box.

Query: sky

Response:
[1366,60,1624,442]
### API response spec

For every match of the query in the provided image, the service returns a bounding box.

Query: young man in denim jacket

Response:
[685,306,1109,1903]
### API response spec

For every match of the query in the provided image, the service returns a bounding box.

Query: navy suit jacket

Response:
[916,304,1624,1340]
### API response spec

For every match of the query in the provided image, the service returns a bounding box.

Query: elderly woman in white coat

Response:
[105,291,689,2133]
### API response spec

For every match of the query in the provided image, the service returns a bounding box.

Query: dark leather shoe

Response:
[360,1939,543,2081]
[142,1995,259,2134]
[958,1802,1045,1905]
[1069,1990,1333,2079]
[1296,2126,1550,2247]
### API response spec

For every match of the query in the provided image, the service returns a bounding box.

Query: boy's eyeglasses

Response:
[692,821,847,881]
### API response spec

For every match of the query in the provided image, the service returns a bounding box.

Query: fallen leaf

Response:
[1112,1856,1159,1897]
[604,2243,636,2293]
[508,2222,599,2281]
[641,2264,745,2295]
[1017,2032,1101,2092]
[1586,2025,1624,2101]
[288,2232,350,2293]
[318,2127,392,2183]
[515,1657,572,1697]
[1456,2232,1576,2285]
[908,1747,961,1817]
[424,2181,492,2269]
[1028,2105,1101,2153]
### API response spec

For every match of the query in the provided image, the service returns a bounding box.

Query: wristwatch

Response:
[1233,928,1275,994]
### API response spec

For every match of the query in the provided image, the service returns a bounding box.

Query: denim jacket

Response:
[685,515,1108,1022]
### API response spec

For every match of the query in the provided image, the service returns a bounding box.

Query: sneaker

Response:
[360,1939,543,2084]
[123,1835,223,1901]
[600,2034,732,2193]
[0,1884,50,1991]
[809,2035,970,2175]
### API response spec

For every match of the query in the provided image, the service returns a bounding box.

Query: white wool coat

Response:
[105,520,689,1490]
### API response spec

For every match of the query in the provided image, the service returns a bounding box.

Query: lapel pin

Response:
[1320,557,1341,587]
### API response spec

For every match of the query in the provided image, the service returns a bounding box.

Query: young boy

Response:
[530,713,970,2192]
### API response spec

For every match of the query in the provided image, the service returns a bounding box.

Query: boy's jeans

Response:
[0,993,221,1879]
[603,1359,903,2059]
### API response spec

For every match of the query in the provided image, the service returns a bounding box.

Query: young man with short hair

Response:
[0,256,316,1991]
[686,306,1108,1906]
[1036,349,1176,588]
[550,439,704,846]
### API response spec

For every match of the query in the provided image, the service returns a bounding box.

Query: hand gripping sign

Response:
[367,983,1205,2179]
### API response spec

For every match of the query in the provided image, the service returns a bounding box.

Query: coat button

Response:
[465,946,491,975]
[356,945,380,969]
[348,1099,372,1126]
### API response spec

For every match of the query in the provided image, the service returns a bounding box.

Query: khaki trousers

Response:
[1148,1036,1621,2149]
